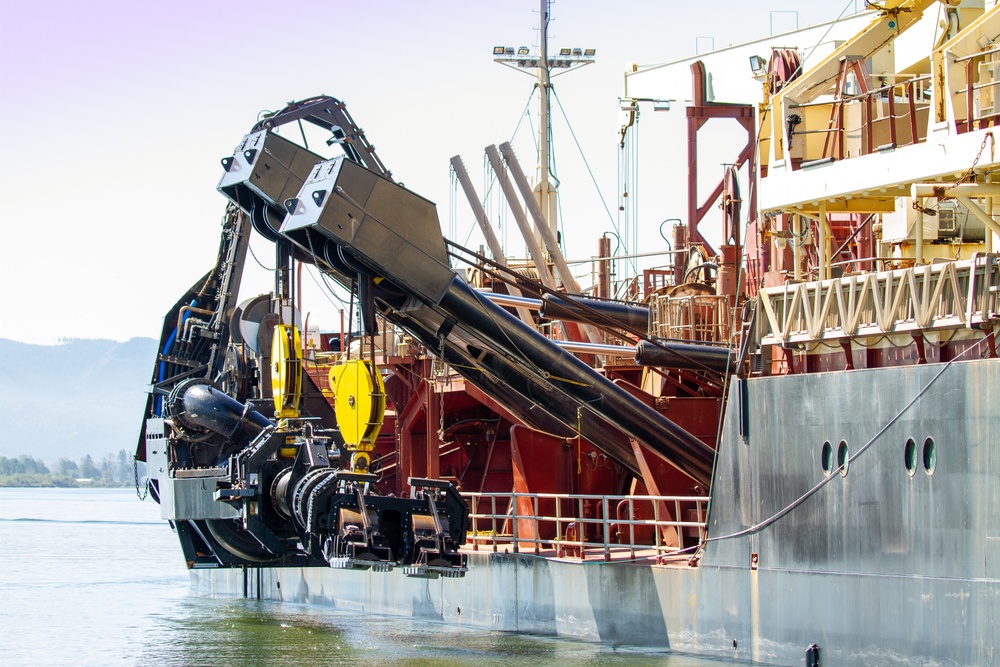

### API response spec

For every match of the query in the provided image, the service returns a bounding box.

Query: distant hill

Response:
[0,338,158,465]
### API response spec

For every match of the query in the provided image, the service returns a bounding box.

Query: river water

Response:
[0,488,738,666]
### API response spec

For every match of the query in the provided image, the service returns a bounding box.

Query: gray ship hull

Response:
[190,356,1000,666]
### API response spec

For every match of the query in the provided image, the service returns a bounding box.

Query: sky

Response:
[0,0,859,345]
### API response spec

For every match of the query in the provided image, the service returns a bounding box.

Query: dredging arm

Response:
[235,103,717,486]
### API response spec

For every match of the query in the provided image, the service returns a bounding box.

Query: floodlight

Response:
[518,46,530,55]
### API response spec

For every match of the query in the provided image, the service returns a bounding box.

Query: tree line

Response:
[0,450,139,488]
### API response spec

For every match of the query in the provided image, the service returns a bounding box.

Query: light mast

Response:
[537,0,552,243]
[493,0,594,249]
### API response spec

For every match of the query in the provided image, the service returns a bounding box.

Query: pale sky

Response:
[0,0,853,345]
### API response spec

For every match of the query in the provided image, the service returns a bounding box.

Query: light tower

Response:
[493,0,595,248]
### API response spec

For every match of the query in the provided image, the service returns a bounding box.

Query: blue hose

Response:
[155,300,196,415]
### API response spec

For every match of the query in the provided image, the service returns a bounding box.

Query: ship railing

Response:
[462,492,709,563]
[756,253,1000,345]
[613,274,642,301]
[954,46,1000,133]
[784,74,931,165]
[648,293,732,343]
[857,75,931,154]
[642,268,674,298]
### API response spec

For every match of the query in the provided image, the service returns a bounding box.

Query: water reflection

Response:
[136,595,726,667]
[2,488,735,667]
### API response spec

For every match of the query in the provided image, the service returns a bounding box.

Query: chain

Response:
[133,456,148,501]
[947,131,994,189]
[247,241,275,272]
[913,131,995,215]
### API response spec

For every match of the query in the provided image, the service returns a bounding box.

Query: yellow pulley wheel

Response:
[330,359,386,449]
[271,324,302,418]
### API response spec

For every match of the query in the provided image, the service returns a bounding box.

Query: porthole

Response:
[837,440,850,477]
[904,438,917,477]
[821,441,833,475]
[922,437,936,475]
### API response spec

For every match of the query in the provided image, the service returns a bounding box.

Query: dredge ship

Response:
[136,2,999,664]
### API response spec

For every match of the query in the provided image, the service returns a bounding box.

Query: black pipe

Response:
[539,294,649,332]
[290,165,713,485]
[438,278,715,487]
[169,379,272,441]
[457,345,647,475]
[635,339,736,374]
[388,307,645,475]
[390,311,576,438]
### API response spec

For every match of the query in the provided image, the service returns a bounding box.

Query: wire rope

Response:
[703,337,985,544]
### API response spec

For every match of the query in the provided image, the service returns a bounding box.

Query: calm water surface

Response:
[0,488,739,666]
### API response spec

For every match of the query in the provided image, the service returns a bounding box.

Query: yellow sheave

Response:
[330,359,386,447]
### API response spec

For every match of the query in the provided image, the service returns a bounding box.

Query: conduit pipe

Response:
[540,294,650,332]
[479,291,542,310]
[553,340,636,357]
[480,291,651,333]
[437,279,716,486]
[498,142,603,344]
[450,156,535,324]
[484,145,556,290]
[635,339,736,374]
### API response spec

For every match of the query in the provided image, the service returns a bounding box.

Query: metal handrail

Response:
[787,74,931,164]
[787,74,932,109]
[954,45,1000,64]
[461,491,709,562]
[956,49,1000,131]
